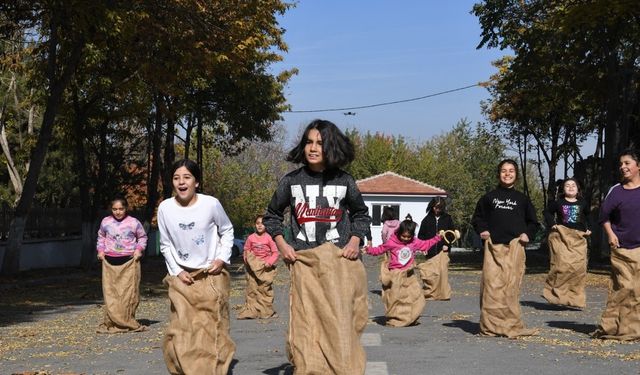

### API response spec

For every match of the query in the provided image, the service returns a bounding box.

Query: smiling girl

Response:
[542,178,591,308]
[472,159,539,338]
[594,148,640,341]
[157,159,235,374]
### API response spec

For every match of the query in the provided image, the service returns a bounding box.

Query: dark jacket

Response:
[418,212,454,254]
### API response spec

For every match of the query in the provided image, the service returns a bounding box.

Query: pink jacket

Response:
[366,233,441,271]
[243,232,279,266]
[97,215,147,257]
[381,219,400,243]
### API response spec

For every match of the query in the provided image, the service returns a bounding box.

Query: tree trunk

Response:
[145,97,163,223]
[0,25,84,276]
[72,93,98,270]
[163,108,176,200]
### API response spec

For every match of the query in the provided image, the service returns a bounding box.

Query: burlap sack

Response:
[163,268,236,375]
[237,251,277,319]
[97,258,145,333]
[417,251,451,301]
[288,243,368,375]
[380,260,426,327]
[593,246,640,341]
[543,226,587,308]
[480,238,537,338]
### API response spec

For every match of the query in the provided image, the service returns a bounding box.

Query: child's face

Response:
[619,155,639,182]
[255,218,265,234]
[172,166,199,206]
[399,231,413,243]
[563,180,578,199]
[111,201,127,220]
[304,129,325,172]
[499,163,517,188]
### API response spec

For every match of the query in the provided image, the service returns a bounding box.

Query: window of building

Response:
[371,204,400,226]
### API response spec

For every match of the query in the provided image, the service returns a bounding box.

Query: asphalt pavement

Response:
[1,249,639,375]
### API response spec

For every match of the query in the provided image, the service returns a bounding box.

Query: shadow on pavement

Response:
[372,315,387,326]
[547,320,597,335]
[262,362,294,375]
[521,300,582,311]
[0,256,172,327]
[442,319,480,334]
[138,318,161,326]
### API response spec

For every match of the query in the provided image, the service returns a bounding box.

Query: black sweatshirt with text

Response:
[471,186,539,245]
[263,167,371,250]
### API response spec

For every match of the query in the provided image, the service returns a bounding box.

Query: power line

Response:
[285,83,481,113]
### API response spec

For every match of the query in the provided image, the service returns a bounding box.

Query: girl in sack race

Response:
[157,159,236,374]
[263,119,371,375]
[472,159,540,338]
[542,177,591,308]
[593,148,640,341]
[364,217,441,327]
[237,214,280,319]
[417,197,457,301]
[96,196,147,333]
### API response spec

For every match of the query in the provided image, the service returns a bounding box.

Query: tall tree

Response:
[0,1,103,275]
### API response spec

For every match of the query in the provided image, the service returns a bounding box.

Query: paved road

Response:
[1,251,639,374]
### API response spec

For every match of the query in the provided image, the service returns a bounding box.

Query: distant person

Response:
[417,197,456,300]
[542,178,591,308]
[96,196,147,333]
[364,218,441,327]
[593,148,640,341]
[158,159,235,374]
[472,159,539,338]
[380,206,400,243]
[263,119,371,374]
[237,214,279,319]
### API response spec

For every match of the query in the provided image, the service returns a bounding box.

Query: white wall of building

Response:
[364,194,443,246]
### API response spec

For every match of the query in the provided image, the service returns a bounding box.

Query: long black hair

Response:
[287,119,355,170]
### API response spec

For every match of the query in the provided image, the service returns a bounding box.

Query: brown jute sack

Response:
[163,268,236,375]
[380,260,426,327]
[417,251,451,301]
[288,243,368,375]
[593,246,640,341]
[543,226,587,308]
[237,251,277,319]
[97,258,145,333]
[480,238,537,338]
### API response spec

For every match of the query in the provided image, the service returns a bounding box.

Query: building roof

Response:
[356,171,447,196]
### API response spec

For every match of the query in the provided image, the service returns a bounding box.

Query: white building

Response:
[357,171,448,246]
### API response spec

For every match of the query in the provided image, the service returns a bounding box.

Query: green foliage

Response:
[473,0,640,197]
[346,129,418,179]
[413,120,506,235]
[201,125,290,234]
[347,120,508,241]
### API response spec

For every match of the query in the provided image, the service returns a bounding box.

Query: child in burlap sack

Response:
[158,159,236,374]
[96,196,147,333]
[417,197,456,300]
[542,178,591,308]
[364,218,441,327]
[472,159,539,338]
[237,214,279,319]
[593,148,640,341]
[264,119,371,375]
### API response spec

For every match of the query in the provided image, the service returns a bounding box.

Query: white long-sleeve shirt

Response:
[158,194,234,276]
